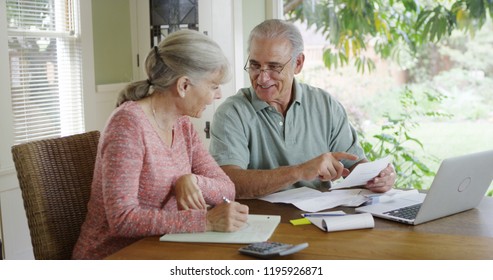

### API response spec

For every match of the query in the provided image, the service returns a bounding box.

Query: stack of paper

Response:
[258,156,393,212]
[259,187,372,212]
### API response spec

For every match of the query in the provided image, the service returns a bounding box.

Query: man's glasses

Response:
[243,56,292,79]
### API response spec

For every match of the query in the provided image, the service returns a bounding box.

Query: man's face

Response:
[246,37,303,110]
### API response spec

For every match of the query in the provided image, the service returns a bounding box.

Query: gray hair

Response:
[247,19,304,60]
[117,29,230,106]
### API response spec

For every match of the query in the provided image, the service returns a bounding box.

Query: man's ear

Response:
[294,53,305,75]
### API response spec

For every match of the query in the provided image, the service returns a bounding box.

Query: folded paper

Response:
[306,212,374,232]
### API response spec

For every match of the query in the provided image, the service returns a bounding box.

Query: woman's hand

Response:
[174,174,207,210]
[206,201,249,232]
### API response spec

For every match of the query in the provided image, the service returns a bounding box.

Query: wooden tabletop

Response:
[106,196,493,260]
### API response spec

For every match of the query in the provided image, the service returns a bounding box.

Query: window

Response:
[7,0,84,144]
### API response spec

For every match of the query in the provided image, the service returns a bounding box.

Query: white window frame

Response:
[6,0,85,144]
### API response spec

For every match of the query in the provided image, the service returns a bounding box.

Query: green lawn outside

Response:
[412,121,493,160]
[368,121,493,194]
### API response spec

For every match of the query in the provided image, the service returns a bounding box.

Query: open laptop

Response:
[355,150,493,225]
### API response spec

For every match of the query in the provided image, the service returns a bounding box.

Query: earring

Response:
[179,91,186,98]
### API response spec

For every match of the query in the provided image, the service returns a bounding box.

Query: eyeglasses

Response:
[243,56,292,79]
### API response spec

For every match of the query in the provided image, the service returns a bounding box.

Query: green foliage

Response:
[358,87,451,189]
[284,0,492,73]
[285,1,492,194]
[403,20,493,121]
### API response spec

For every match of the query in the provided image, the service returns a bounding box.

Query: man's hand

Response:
[298,152,359,182]
[365,164,396,193]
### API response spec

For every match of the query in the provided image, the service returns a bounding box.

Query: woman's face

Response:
[184,71,223,118]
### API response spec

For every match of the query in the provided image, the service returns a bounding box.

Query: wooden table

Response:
[106,197,493,260]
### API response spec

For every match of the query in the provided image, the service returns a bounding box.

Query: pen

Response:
[222,196,231,204]
[302,213,346,217]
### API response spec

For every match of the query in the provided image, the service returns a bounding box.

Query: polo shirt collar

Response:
[248,79,303,113]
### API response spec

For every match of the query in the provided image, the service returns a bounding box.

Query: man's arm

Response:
[221,165,302,199]
[222,152,359,199]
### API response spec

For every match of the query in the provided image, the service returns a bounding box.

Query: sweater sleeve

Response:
[100,110,207,237]
[187,121,236,204]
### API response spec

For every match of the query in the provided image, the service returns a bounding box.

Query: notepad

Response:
[159,214,281,244]
[305,212,374,232]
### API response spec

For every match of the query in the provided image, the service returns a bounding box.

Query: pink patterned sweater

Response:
[72,101,235,259]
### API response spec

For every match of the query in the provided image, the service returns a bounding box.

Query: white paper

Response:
[159,215,280,244]
[306,213,374,232]
[259,187,373,212]
[331,156,392,189]
[377,189,419,203]
[259,186,321,203]
[302,211,346,229]
[292,189,364,212]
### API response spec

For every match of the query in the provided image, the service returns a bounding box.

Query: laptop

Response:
[355,150,493,225]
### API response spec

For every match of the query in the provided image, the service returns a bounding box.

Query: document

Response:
[305,211,374,232]
[331,156,392,189]
[368,189,419,203]
[159,214,280,244]
[259,187,373,212]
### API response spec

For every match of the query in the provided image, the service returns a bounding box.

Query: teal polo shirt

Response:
[209,79,366,189]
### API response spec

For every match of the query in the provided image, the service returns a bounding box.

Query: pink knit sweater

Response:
[72,101,235,259]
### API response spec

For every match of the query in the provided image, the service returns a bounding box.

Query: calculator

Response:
[238,241,309,259]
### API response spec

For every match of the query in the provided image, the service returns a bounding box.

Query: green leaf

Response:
[404,132,424,148]
[402,0,418,12]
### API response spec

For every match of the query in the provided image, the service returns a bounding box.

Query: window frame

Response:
[7,0,85,144]
[0,0,95,172]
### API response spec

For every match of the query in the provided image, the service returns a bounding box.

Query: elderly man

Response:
[210,19,395,199]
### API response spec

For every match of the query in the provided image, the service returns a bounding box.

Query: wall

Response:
[83,0,132,133]
[92,0,133,85]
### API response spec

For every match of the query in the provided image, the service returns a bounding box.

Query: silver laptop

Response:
[355,150,493,225]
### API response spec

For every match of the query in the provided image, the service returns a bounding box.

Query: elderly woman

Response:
[73,30,248,260]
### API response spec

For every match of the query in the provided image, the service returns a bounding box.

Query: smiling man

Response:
[209,19,395,199]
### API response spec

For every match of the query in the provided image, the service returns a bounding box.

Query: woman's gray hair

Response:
[247,19,304,60]
[117,29,230,106]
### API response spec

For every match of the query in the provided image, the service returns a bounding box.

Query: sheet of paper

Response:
[259,187,373,212]
[159,215,280,244]
[306,212,374,232]
[331,156,392,189]
[259,186,321,203]
[292,189,365,212]
[365,189,419,203]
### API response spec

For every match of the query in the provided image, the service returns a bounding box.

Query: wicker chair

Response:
[11,131,100,260]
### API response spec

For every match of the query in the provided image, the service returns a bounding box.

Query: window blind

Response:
[7,0,84,144]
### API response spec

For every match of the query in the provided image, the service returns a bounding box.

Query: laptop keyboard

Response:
[383,204,422,220]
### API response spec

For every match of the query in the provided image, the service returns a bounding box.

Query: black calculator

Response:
[238,241,309,259]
